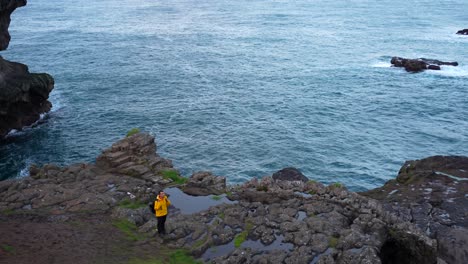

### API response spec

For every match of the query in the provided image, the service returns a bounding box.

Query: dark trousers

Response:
[157,215,167,234]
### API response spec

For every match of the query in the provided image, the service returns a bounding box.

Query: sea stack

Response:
[0,0,54,138]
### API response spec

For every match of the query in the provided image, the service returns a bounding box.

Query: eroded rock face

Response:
[0,0,26,50]
[0,0,55,138]
[361,156,468,264]
[0,57,54,137]
[390,57,458,72]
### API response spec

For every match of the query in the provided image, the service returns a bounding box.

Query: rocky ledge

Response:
[390,57,458,72]
[361,156,468,264]
[0,0,54,138]
[2,132,461,264]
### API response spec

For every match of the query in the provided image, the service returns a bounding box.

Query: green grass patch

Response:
[126,128,140,137]
[169,250,203,264]
[234,230,248,248]
[118,198,146,209]
[211,195,222,201]
[256,185,268,192]
[161,170,188,184]
[308,179,317,184]
[218,212,225,220]
[308,190,316,195]
[0,209,15,215]
[330,182,343,188]
[112,219,145,241]
[127,258,163,264]
[1,244,15,254]
[328,236,339,248]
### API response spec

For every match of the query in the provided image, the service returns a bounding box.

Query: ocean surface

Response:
[1,0,467,191]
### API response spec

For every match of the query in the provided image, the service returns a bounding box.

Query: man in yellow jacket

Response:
[154,190,171,235]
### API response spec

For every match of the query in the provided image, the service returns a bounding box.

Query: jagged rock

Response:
[390,57,458,72]
[361,156,468,264]
[0,57,54,137]
[272,167,309,182]
[456,29,468,35]
[182,171,226,196]
[96,132,173,182]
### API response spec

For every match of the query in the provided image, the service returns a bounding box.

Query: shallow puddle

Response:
[201,234,293,261]
[164,187,237,215]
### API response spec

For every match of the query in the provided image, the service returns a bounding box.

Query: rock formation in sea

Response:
[456,29,468,35]
[0,0,54,138]
[361,156,468,264]
[2,132,459,263]
[390,57,458,72]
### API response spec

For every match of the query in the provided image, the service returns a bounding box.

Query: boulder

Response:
[272,167,309,182]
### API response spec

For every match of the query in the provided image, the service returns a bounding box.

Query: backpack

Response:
[149,200,155,214]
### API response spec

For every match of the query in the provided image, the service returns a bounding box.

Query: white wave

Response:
[371,61,392,68]
[427,65,468,77]
[18,160,32,178]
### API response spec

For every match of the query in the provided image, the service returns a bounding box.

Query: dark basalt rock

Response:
[0,57,54,138]
[272,167,309,182]
[362,156,468,264]
[0,0,54,138]
[390,57,458,72]
[0,0,26,50]
[456,29,468,35]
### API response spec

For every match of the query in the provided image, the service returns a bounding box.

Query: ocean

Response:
[1,0,467,191]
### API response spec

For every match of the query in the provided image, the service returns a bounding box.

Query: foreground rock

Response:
[0,133,442,263]
[0,0,54,138]
[390,57,458,72]
[362,156,468,264]
[456,29,468,35]
[0,133,174,214]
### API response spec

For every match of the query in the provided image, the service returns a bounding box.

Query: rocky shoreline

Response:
[1,132,466,264]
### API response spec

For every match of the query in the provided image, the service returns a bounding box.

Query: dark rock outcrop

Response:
[391,57,458,72]
[272,167,309,182]
[361,156,468,264]
[0,0,54,138]
[456,29,468,35]
[0,0,26,50]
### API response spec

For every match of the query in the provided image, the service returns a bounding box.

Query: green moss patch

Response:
[1,244,15,254]
[329,236,339,248]
[118,198,146,209]
[161,170,188,184]
[112,219,145,241]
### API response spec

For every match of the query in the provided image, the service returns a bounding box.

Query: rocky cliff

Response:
[361,156,468,264]
[0,0,54,138]
[0,132,453,264]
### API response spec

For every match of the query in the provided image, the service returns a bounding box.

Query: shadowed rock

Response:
[272,167,309,182]
[182,171,226,196]
[0,0,26,50]
[456,29,468,35]
[362,156,468,264]
[390,57,458,72]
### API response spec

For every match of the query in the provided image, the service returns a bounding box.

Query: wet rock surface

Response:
[362,156,468,264]
[390,56,458,72]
